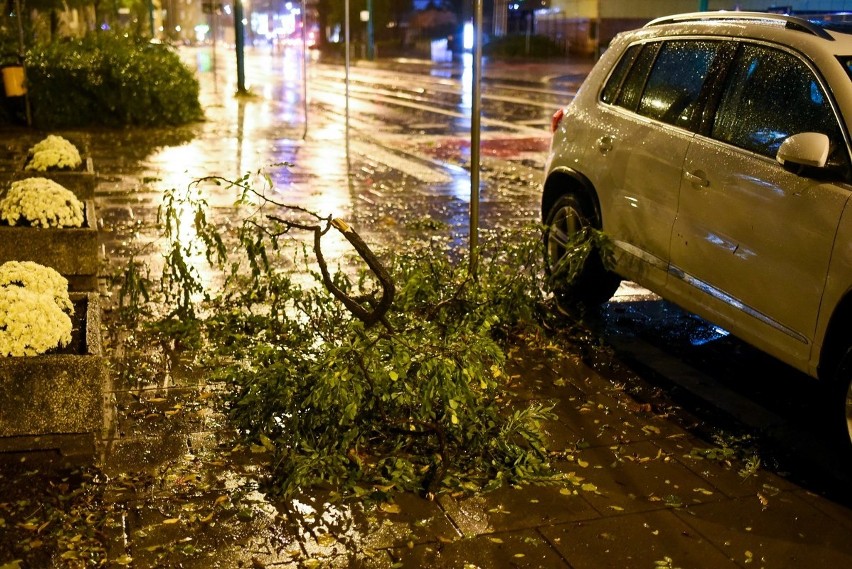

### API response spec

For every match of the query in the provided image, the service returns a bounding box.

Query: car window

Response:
[601,44,641,104]
[838,56,852,80]
[636,41,724,128]
[614,42,658,112]
[713,44,845,160]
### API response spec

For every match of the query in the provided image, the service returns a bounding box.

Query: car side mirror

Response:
[776,132,830,169]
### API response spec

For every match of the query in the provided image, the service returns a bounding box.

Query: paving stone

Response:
[393,529,570,568]
[541,509,739,568]
[795,489,852,532]
[438,482,600,535]
[98,432,190,477]
[653,434,798,500]
[110,387,224,439]
[674,491,852,567]
[123,492,302,568]
[288,491,458,553]
[565,440,728,515]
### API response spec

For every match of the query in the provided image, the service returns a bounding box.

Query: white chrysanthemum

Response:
[0,261,73,314]
[25,135,82,172]
[0,282,72,357]
[1,177,84,228]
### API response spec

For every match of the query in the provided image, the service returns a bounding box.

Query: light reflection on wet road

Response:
[89,45,560,291]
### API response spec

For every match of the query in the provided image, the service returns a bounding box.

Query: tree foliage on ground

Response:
[119,173,566,498]
[18,32,203,128]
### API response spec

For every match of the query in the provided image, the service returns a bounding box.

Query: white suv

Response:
[542,12,852,451]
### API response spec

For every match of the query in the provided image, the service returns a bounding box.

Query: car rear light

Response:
[551,108,566,134]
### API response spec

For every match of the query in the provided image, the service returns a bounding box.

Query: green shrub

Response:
[484,34,566,58]
[22,33,203,128]
[118,178,560,498]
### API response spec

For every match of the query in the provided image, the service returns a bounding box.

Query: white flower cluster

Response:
[0,261,74,357]
[25,135,83,172]
[0,177,84,228]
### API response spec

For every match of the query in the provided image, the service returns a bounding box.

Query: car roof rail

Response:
[645,11,834,40]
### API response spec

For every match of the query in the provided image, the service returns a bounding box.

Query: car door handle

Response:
[684,170,709,188]
[597,136,613,154]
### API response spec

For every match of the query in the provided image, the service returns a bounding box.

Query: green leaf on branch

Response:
[119,170,591,499]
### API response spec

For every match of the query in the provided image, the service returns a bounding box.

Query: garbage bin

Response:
[2,65,26,97]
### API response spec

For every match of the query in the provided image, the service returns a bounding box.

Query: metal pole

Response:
[212,7,218,93]
[366,0,374,60]
[470,0,483,276]
[13,0,31,126]
[148,0,155,37]
[13,0,24,68]
[595,0,601,60]
[234,0,247,94]
[345,0,350,129]
[344,0,352,184]
[301,0,308,139]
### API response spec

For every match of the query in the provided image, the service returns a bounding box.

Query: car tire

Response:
[543,193,620,309]
[832,346,852,457]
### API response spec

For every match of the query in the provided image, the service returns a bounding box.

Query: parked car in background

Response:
[542,12,852,453]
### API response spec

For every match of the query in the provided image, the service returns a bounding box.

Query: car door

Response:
[668,42,851,368]
[594,40,727,291]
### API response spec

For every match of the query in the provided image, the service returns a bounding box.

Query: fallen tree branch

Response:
[313,218,395,331]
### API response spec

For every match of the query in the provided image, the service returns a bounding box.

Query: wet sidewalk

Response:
[1,52,851,568]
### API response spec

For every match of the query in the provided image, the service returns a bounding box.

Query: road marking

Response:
[348,140,454,184]
[314,65,579,99]
[310,80,546,136]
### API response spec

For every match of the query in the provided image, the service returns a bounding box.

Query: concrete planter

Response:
[0,293,106,458]
[15,156,96,200]
[0,200,99,291]
[0,294,108,457]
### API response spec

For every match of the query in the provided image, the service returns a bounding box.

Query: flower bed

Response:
[25,135,82,172]
[0,199,99,291]
[0,292,107,458]
[11,136,96,200]
[0,261,74,357]
[1,177,84,228]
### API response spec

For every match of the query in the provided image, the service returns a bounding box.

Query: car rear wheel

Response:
[845,376,852,450]
[831,346,852,456]
[543,193,620,309]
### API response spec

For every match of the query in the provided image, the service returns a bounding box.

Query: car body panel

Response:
[669,134,848,369]
[813,200,852,375]
[586,106,691,291]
